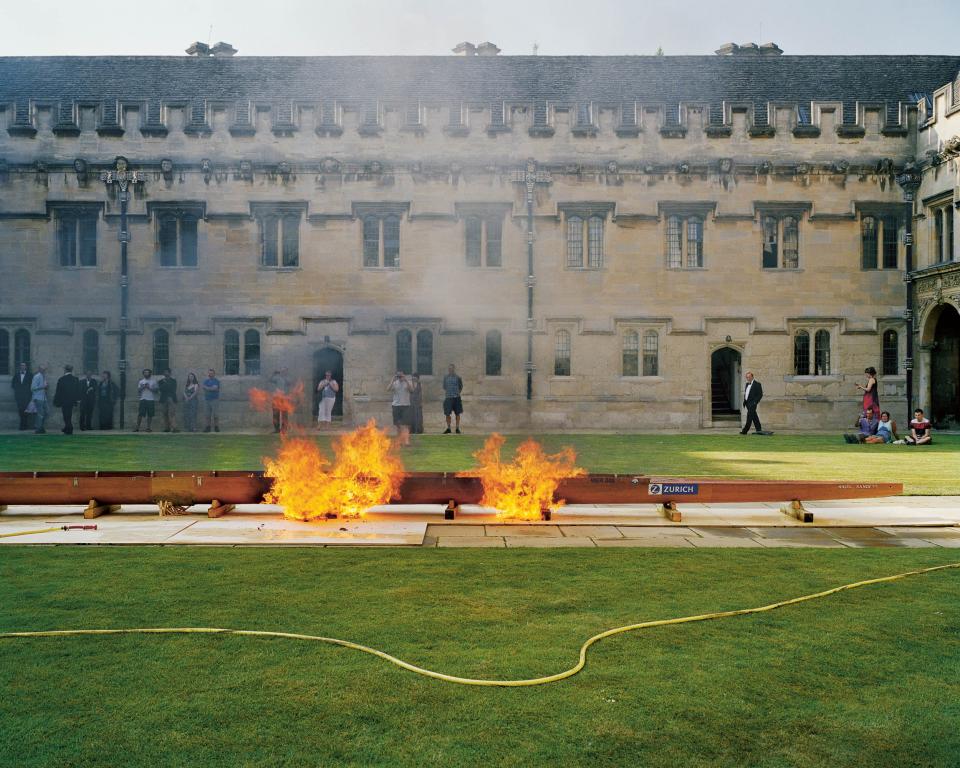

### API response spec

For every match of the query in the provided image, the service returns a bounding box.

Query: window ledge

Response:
[762,267,804,272]
[548,376,574,381]
[621,376,664,382]
[258,266,301,272]
[880,375,906,381]
[363,266,402,272]
[158,265,200,270]
[466,265,506,270]
[58,265,99,270]
[565,267,606,272]
[666,266,708,271]
[783,375,841,383]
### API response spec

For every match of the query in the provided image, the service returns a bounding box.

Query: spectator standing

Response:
[316,369,339,428]
[409,372,424,434]
[388,371,413,447]
[11,362,32,431]
[158,369,179,432]
[53,364,81,435]
[97,371,119,430]
[30,365,48,434]
[78,371,97,431]
[856,367,880,415]
[182,372,200,432]
[202,368,221,432]
[134,368,158,432]
[442,364,464,434]
[270,368,290,433]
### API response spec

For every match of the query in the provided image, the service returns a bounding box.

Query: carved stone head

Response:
[160,158,174,182]
[73,158,88,184]
[115,156,129,173]
[719,158,733,174]
[319,157,341,174]
[606,160,619,175]
[238,160,253,181]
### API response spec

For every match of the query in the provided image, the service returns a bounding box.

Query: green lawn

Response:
[0,432,958,494]
[2,548,959,767]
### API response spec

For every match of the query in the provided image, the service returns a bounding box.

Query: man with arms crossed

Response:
[442,364,464,434]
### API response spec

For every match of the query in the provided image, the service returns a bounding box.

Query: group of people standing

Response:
[11,363,119,434]
[387,364,464,446]
[133,368,222,433]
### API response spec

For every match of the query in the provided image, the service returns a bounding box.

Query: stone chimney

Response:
[211,42,238,57]
[715,41,783,56]
[186,41,238,57]
[476,41,501,56]
[452,42,477,56]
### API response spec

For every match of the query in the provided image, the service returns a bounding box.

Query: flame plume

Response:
[263,420,404,520]
[465,434,585,520]
[248,381,305,416]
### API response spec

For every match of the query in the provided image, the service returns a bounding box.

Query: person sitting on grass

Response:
[903,408,933,445]
[864,411,898,444]
[844,407,878,443]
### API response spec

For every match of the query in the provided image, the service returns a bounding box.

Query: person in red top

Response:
[905,408,933,445]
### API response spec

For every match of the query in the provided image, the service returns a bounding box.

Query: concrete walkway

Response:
[1,498,958,547]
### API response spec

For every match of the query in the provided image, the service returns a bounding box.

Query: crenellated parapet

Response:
[0,55,957,156]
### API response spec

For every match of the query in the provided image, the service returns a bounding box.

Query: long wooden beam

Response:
[0,471,902,508]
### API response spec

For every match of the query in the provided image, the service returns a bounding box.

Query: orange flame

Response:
[463,434,585,520]
[249,381,305,415]
[263,419,404,520]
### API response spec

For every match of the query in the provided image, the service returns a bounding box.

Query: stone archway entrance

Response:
[711,347,741,421]
[313,347,344,418]
[930,304,960,426]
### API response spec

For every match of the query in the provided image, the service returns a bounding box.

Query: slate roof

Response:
[1,55,957,106]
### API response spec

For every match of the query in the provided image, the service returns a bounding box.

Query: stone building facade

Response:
[1,45,958,430]
[913,77,960,427]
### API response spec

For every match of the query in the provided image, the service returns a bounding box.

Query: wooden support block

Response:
[540,508,552,521]
[781,499,813,523]
[0,504,8,513]
[84,500,120,519]
[657,501,682,523]
[444,500,458,520]
[207,500,235,518]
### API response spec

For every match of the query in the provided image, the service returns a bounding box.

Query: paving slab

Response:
[485,525,563,537]
[618,525,696,537]
[168,517,426,546]
[504,536,596,548]
[0,515,197,544]
[594,538,695,548]
[558,525,623,539]
[436,537,506,548]
[753,537,846,548]
[877,526,960,536]
[688,536,765,548]
[828,536,939,548]
[425,524,488,537]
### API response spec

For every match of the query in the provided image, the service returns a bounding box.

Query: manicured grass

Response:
[1,547,959,767]
[0,432,958,494]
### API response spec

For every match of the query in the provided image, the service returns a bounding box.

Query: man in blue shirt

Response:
[442,364,464,434]
[202,368,221,433]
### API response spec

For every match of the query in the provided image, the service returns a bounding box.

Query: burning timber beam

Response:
[0,472,902,512]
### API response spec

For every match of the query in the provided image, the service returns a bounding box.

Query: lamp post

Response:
[895,162,922,422]
[513,159,551,401]
[100,156,145,429]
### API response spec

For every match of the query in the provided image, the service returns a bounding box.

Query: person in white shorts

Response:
[316,370,339,427]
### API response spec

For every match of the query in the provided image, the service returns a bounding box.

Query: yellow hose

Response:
[0,527,63,539]
[1,561,957,687]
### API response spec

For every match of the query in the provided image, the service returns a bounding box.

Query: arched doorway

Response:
[930,304,960,426]
[711,347,741,421]
[313,347,344,418]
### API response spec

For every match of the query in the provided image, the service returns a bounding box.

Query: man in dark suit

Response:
[740,371,772,435]
[11,362,33,430]
[78,371,98,431]
[53,364,81,435]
